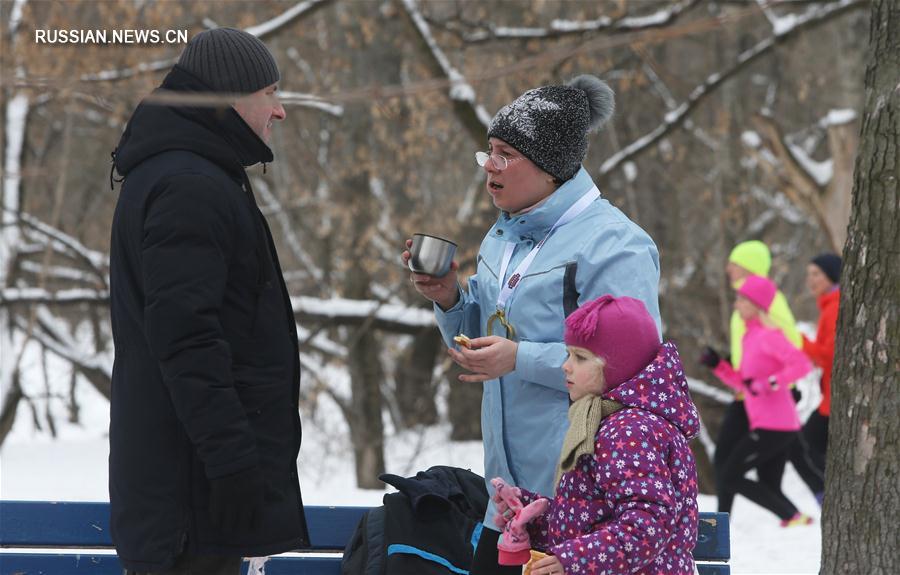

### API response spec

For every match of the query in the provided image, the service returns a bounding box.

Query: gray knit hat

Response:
[177,27,280,94]
[487,75,615,182]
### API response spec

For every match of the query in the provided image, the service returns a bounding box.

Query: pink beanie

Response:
[737,274,777,311]
[564,295,661,389]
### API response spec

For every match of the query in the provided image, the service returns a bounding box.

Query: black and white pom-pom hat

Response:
[487,75,615,182]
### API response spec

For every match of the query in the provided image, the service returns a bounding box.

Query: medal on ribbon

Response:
[486,308,516,339]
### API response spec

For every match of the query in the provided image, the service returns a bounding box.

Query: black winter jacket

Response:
[109,65,309,571]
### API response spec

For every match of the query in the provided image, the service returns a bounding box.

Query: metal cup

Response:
[408,233,457,277]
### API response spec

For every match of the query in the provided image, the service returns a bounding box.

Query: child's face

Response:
[562,346,606,401]
[734,294,760,321]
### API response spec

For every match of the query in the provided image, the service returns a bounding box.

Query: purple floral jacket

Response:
[519,342,700,575]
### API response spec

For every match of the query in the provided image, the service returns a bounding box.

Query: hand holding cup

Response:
[401,234,459,310]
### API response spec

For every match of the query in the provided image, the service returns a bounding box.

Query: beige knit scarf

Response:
[554,395,624,493]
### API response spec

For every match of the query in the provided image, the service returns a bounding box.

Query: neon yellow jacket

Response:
[728,241,801,368]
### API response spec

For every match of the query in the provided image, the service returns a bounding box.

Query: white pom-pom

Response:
[567,74,615,132]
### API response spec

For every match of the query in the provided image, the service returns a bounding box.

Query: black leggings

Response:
[717,428,800,520]
[470,527,522,575]
[714,400,753,512]
[789,411,829,495]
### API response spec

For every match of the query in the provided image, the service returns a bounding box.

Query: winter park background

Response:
[0,1,881,574]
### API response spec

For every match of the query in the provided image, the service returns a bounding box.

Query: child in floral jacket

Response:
[493,295,699,575]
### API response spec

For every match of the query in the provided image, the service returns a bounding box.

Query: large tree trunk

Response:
[343,181,387,488]
[821,1,900,573]
[448,362,482,441]
[394,326,440,427]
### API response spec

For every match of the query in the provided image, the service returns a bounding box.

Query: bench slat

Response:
[0,502,367,551]
[695,512,731,561]
[0,501,729,568]
[0,554,730,575]
[0,554,345,575]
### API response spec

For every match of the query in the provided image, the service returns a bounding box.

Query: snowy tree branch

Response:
[279,92,344,116]
[292,295,436,335]
[687,377,733,405]
[401,0,493,140]
[81,0,333,83]
[13,312,111,399]
[598,0,865,178]
[0,288,109,306]
[427,0,701,43]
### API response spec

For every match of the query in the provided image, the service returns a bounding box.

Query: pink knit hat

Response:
[736,274,777,311]
[564,295,661,389]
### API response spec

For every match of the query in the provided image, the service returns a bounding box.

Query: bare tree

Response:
[0,0,873,491]
[821,0,900,572]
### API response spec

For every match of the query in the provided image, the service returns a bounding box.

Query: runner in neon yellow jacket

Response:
[727,241,802,370]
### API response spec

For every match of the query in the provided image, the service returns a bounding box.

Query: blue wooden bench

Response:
[0,501,730,574]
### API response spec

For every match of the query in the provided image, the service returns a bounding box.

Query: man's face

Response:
[233,83,286,142]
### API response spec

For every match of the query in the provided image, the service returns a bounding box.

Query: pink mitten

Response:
[490,477,523,529]
[497,498,550,566]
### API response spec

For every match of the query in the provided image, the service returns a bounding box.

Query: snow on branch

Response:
[13,311,111,399]
[245,0,333,37]
[786,143,832,187]
[820,108,857,128]
[82,0,332,83]
[8,0,27,36]
[279,91,344,116]
[441,0,700,42]
[0,287,109,305]
[292,295,436,334]
[16,211,108,273]
[401,0,492,129]
[81,57,176,83]
[252,178,324,283]
[18,261,103,285]
[686,377,733,405]
[598,0,864,178]
[696,416,717,460]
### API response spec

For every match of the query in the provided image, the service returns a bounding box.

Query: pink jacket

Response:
[713,318,812,431]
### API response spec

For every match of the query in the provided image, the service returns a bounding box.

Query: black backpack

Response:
[341,466,487,575]
[341,506,386,575]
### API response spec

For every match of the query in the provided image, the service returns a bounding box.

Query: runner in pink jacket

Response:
[705,275,814,526]
[712,319,810,432]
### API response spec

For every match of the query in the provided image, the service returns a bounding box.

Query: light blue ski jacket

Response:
[434,167,661,529]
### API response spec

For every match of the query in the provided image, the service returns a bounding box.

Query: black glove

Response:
[208,466,265,533]
[741,378,758,396]
[699,346,722,368]
[791,385,802,403]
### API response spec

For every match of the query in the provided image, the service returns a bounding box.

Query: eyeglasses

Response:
[475,151,522,171]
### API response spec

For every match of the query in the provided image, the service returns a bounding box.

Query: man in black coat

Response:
[109,28,309,574]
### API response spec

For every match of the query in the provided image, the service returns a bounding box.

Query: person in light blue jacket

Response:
[403,75,660,575]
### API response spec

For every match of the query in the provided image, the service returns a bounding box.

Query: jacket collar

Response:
[491,167,597,242]
[817,288,840,310]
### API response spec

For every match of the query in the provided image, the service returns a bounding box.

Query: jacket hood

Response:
[113,65,273,179]
[603,341,700,440]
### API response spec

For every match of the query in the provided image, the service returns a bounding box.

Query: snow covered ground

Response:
[2,416,822,574]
